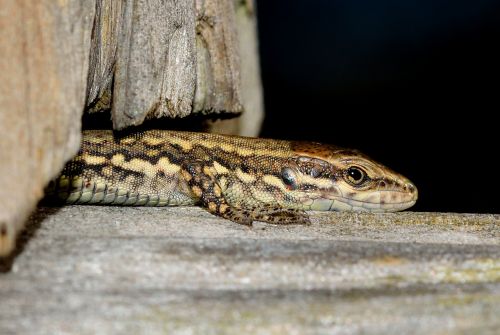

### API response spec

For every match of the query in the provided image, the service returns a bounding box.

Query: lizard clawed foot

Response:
[181,161,310,226]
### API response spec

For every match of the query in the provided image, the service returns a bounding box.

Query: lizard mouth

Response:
[304,189,418,212]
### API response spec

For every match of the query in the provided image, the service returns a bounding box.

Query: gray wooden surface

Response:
[1,207,498,334]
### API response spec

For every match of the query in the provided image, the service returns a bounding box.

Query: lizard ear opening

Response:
[281,167,298,190]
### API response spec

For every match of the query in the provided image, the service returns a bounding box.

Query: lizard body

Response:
[47,130,418,224]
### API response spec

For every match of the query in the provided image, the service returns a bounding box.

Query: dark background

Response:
[256,1,500,213]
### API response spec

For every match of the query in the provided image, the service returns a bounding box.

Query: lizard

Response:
[46,130,418,225]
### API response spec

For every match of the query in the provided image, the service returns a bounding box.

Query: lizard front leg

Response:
[180,161,310,225]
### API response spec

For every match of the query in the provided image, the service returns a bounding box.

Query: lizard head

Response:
[280,141,418,212]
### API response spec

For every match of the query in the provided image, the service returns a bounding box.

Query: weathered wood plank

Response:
[207,0,263,136]
[1,208,498,333]
[86,0,122,111]
[192,0,243,116]
[112,0,197,128]
[0,0,95,256]
[86,0,256,130]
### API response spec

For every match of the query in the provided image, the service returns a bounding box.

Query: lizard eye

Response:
[281,167,297,190]
[344,166,367,186]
